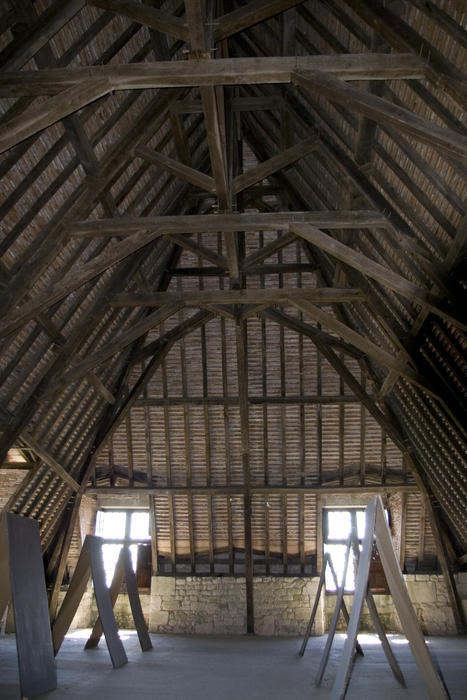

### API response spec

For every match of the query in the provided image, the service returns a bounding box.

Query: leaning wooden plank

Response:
[121,547,152,651]
[87,536,128,669]
[299,552,328,656]
[88,0,189,42]
[85,546,126,649]
[292,71,467,162]
[330,499,377,700]
[328,556,363,657]
[52,536,92,654]
[316,533,354,687]
[365,589,405,686]
[374,498,449,699]
[0,55,427,97]
[1,513,57,698]
[0,78,111,154]
[349,533,404,686]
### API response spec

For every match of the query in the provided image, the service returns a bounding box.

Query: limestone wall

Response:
[148,576,325,636]
[39,572,461,638]
[253,578,324,636]
[149,577,246,634]
[324,574,457,635]
[55,590,151,631]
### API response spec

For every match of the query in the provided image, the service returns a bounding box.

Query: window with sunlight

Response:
[323,507,389,593]
[95,510,150,587]
[323,508,366,592]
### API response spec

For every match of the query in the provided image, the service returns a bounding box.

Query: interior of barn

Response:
[0,0,466,697]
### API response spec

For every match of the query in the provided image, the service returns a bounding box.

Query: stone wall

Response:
[0,469,27,510]
[149,577,246,634]
[148,576,324,636]
[324,574,457,635]
[55,589,151,631]
[16,572,458,638]
[253,578,324,636]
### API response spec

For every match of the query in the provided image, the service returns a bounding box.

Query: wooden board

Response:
[87,536,128,669]
[121,547,152,652]
[0,513,57,698]
[85,546,152,653]
[331,497,449,700]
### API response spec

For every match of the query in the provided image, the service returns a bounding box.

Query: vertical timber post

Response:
[236,317,254,633]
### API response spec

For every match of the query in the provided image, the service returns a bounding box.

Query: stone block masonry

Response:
[324,574,457,635]
[149,576,325,636]
[31,573,457,637]
[149,577,246,634]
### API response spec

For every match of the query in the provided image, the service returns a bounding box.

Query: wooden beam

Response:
[214,0,305,41]
[166,234,229,269]
[236,319,254,633]
[342,0,467,111]
[111,287,365,307]
[0,54,427,97]
[85,484,418,495]
[2,0,85,72]
[169,262,317,276]
[134,394,375,406]
[0,78,111,154]
[291,224,467,332]
[289,298,435,393]
[44,303,182,394]
[292,70,467,162]
[88,0,189,42]
[135,145,216,192]
[85,373,116,404]
[0,228,169,338]
[232,137,319,194]
[20,432,79,492]
[69,210,389,236]
[171,95,284,113]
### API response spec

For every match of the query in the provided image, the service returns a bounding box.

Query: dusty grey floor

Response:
[1,630,466,699]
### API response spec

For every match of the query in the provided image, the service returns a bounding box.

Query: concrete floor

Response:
[1,631,466,699]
